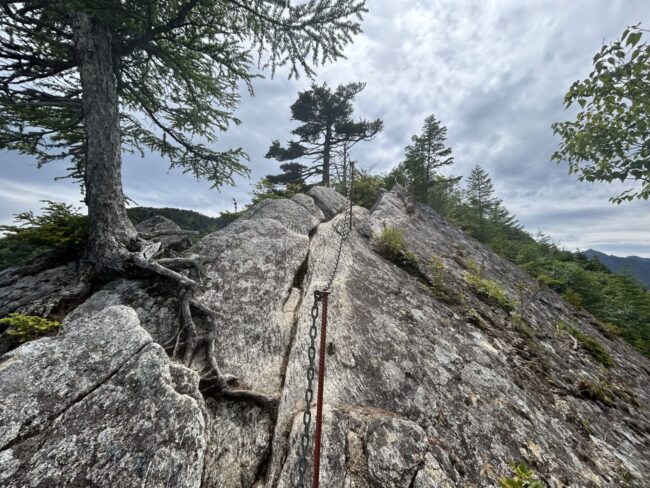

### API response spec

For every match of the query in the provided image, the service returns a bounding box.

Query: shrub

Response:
[557,321,615,367]
[576,377,614,406]
[500,462,545,488]
[466,272,517,312]
[562,289,582,308]
[512,313,536,342]
[0,313,63,343]
[0,201,87,270]
[425,255,447,297]
[376,227,420,268]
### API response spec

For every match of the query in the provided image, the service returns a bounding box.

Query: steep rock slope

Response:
[0,187,648,487]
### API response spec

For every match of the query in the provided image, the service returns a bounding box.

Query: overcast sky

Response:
[1,0,649,256]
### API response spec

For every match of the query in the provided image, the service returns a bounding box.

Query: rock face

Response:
[1,186,649,487]
[135,215,194,251]
[0,306,205,487]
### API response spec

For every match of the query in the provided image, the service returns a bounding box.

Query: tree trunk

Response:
[322,126,332,187]
[73,12,138,274]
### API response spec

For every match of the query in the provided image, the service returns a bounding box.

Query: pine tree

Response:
[464,165,499,241]
[402,115,455,200]
[393,114,459,214]
[0,0,367,273]
[266,82,382,186]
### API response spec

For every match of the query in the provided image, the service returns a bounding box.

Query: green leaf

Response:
[626,31,642,47]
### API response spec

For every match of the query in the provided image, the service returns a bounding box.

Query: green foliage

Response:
[340,169,388,209]
[0,202,238,270]
[0,201,88,269]
[426,255,446,297]
[485,231,650,357]
[462,165,522,242]
[466,270,517,312]
[0,313,62,343]
[1,1,367,185]
[512,313,536,341]
[562,289,583,308]
[250,178,304,205]
[576,377,615,406]
[552,25,650,203]
[499,462,545,488]
[376,227,420,268]
[389,114,461,216]
[557,321,615,367]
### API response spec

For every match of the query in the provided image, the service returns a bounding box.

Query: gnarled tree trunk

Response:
[322,125,332,187]
[73,12,138,274]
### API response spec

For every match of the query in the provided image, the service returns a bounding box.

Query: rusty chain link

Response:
[296,291,322,487]
[296,164,353,487]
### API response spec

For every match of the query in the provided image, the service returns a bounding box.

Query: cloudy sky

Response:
[1,0,649,256]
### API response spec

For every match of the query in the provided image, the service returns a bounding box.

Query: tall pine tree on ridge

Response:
[0,0,368,274]
[266,82,383,187]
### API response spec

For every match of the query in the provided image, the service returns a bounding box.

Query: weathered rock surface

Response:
[0,306,205,487]
[307,185,347,219]
[1,187,649,487]
[0,262,81,319]
[135,215,194,251]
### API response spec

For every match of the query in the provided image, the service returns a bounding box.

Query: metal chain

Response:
[296,291,322,488]
[296,164,354,487]
[323,163,353,291]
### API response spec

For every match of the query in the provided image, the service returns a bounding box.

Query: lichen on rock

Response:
[0,187,649,487]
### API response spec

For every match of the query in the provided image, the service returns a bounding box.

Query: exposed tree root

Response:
[127,237,277,409]
[130,241,200,288]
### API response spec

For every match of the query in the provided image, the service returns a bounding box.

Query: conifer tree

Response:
[464,165,520,242]
[265,82,382,186]
[0,0,367,273]
[464,165,499,241]
[394,114,459,214]
[404,115,454,197]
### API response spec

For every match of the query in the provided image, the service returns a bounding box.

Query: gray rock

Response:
[307,186,347,219]
[66,279,180,346]
[0,263,80,318]
[365,417,427,487]
[1,189,649,488]
[240,196,322,235]
[0,306,205,488]
[135,215,193,251]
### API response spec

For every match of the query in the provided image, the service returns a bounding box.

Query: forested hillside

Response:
[0,205,233,271]
[585,249,650,289]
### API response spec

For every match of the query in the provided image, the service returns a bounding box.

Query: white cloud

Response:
[1,0,649,255]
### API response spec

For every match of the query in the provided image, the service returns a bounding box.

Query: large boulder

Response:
[307,186,347,219]
[135,215,193,251]
[0,306,205,488]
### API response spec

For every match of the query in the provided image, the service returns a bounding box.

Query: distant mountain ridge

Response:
[585,249,650,288]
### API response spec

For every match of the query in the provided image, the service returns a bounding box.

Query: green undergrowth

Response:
[465,262,517,312]
[576,375,639,408]
[512,313,538,345]
[499,462,545,488]
[421,255,450,299]
[375,226,420,268]
[0,313,63,343]
[556,321,615,367]
[0,201,88,270]
[576,377,615,406]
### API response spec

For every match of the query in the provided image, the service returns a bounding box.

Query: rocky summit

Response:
[0,187,648,487]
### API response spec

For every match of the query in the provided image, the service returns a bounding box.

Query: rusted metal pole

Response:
[349,161,354,231]
[311,291,329,488]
